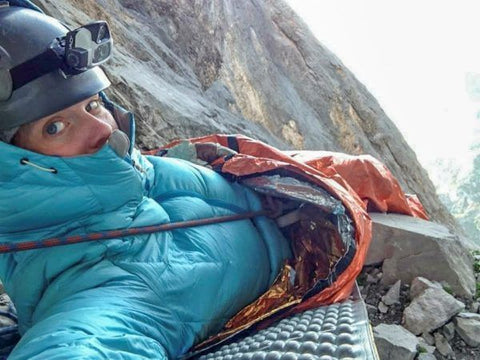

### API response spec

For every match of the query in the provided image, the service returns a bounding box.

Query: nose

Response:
[80,113,113,153]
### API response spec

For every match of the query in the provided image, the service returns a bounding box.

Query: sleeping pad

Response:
[0,110,292,359]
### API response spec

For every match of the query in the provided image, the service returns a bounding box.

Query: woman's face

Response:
[13,94,118,157]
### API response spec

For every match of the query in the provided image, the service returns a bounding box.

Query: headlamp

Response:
[64,21,112,71]
[8,21,113,94]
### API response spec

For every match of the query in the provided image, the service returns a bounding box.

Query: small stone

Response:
[370,267,381,277]
[382,280,401,305]
[469,301,480,313]
[453,312,480,347]
[442,322,455,341]
[366,304,377,317]
[361,285,371,299]
[366,274,377,284]
[434,332,455,358]
[422,332,435,346]
[378,301,388,314]
[417,336,436,354]
[417,353,437,360]
[373,324,418,360]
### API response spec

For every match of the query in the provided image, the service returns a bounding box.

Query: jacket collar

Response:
[100,91,136,155]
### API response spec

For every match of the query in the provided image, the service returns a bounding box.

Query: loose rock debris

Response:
[360,264,480,360]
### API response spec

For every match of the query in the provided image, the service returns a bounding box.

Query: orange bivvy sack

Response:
[149,134,427,351]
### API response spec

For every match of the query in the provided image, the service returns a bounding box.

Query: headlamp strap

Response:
[10,48,62,91]
[8,21,112,94]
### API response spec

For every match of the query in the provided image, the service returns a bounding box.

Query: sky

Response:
[285,0,480,170]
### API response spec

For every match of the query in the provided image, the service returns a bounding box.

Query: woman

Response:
[0,4,292,359]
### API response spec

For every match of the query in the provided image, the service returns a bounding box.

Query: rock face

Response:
[366,213,475,297]
[34,0,456,229]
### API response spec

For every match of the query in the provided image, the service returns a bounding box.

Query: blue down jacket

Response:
[0,115,292,359]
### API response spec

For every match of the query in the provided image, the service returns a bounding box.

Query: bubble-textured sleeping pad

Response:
[198,286,379,360]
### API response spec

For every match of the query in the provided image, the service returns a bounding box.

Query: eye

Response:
[45,121,66,135]
[86,99,103,113]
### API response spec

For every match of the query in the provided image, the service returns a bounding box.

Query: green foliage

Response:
[357,273,366,286]
[473,251,480,272]
[417,345,428,354]
[475,261,480,274]
[473,251,480,299]
[443,284,453,295]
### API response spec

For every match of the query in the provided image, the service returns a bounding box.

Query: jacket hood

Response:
[0,104,150,239]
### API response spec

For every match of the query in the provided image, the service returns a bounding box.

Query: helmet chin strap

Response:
[107,129,130,158]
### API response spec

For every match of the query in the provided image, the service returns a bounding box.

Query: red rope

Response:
[0,210,269,254]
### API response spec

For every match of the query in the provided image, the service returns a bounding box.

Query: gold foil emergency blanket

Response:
[193,212,347,351]
[191,175,355,353]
